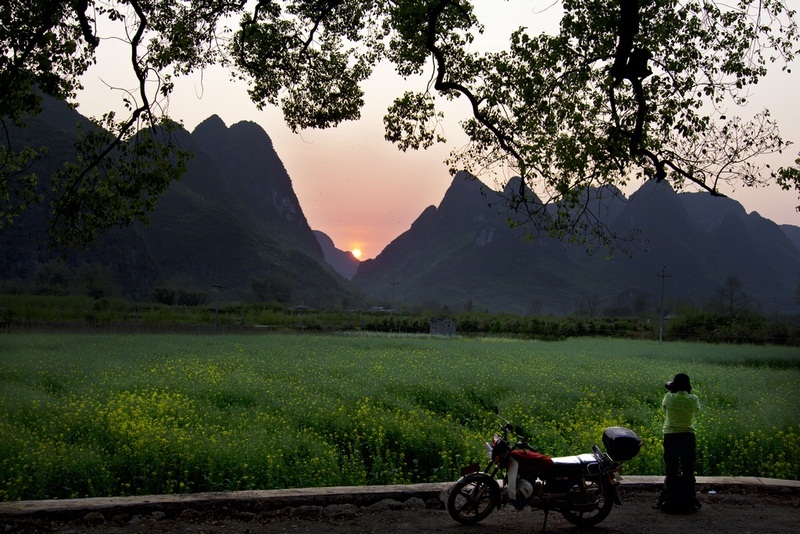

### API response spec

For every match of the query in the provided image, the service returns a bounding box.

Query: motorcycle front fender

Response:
[456,471,502,492]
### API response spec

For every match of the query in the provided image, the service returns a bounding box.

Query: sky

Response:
[76,1,799,260]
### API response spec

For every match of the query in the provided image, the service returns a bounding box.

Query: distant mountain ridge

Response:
[352,172,800,314]
[0,98,363,308]
[2,100,797,315]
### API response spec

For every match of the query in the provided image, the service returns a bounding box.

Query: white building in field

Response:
[430,316,456,337]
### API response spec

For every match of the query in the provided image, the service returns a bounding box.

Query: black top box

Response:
[602,426,642,461]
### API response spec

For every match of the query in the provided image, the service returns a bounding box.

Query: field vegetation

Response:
[2,294,798,345]
[1,333,797,501]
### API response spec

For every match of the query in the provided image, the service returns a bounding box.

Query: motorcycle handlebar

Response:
[493,408,532,446]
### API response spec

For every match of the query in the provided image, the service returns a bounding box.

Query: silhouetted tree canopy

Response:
[2,0,798,248]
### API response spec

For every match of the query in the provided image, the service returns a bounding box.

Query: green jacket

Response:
[662,391,701,434]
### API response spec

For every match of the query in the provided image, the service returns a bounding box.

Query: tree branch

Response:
[607,0,725,197]
[425,0,526,196]
[49,0,161,236]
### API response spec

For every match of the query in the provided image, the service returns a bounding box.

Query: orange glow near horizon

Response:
[352,248,362,259]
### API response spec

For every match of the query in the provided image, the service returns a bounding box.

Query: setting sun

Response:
[352,249,362,259]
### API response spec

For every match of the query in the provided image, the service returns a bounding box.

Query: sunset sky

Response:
[76,1,799,260]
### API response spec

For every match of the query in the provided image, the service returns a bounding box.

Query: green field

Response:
[1,333,798,501]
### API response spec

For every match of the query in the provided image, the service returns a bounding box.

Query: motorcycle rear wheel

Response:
[560,476,614,527]
[447,472,500,525]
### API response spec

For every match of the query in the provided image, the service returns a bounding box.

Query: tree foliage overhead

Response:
[2,0,798,248]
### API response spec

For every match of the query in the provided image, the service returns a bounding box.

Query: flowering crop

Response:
[0,333,797,500]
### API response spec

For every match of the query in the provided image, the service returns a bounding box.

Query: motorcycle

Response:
[447,410,642,530]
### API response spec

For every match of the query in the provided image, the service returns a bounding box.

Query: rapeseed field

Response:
[1,333,797,500]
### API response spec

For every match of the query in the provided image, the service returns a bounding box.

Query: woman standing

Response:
[659,372,701,513]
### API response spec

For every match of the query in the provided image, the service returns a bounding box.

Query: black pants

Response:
[663,432,696,484]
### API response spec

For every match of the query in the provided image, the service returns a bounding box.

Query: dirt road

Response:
[2,481,798,533]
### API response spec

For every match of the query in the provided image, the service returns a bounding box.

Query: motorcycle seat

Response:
[550,453,599,476]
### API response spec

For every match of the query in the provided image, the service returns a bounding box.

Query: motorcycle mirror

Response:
[515,425,525,436]
[493,406,499,415]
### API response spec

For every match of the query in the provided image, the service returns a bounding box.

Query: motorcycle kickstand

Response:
[540,507,550,532]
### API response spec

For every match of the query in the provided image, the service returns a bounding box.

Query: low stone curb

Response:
[621,475,800,490]
[0,476,797,522]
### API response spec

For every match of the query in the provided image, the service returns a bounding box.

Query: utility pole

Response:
[389,276,399,311]
[657,267,671,344]
[389,276,399,332]
[212,284,225,335]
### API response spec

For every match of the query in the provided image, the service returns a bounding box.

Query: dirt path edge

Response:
[1,476,797,522]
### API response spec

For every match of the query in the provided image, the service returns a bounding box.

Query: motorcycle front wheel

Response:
[447,472,501,525]
[560,476,615,527]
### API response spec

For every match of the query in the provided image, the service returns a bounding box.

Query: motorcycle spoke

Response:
[456,486,487,514]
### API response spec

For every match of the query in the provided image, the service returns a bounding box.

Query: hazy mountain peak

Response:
[229,119,266,131]
[631,177,676,197]
[438,171,491,214]
[314,230,359,280]
[188,115,320,259]
[448,171,484,191]
[410,205,438,229]
[678,190,748,233]
[502,176,533,198]
[192,114,228,135]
